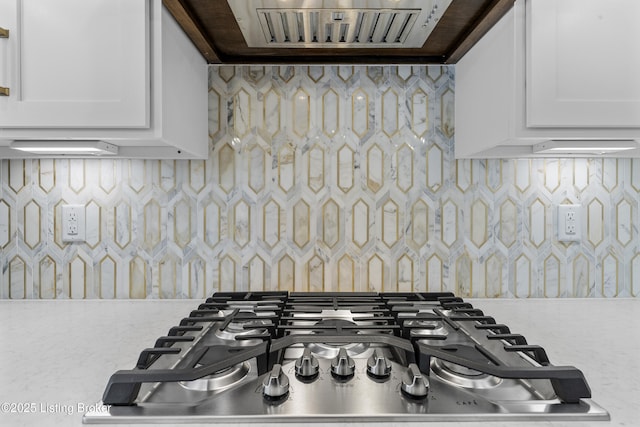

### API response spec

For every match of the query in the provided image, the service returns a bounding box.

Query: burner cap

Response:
[430,359,501,389]
[179,362,250,392]
[307,319,369,358]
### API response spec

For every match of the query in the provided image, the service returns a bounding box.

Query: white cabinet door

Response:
[527,0,640,128]
[0,0,149,128]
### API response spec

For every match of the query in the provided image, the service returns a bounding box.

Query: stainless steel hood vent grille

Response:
[228,0,454,48]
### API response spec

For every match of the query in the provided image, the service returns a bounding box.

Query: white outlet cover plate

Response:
[557,204,581,242]
[62,204,85,242]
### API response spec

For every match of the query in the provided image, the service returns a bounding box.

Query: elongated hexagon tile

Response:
[440,88,454,138]
[337,144,355,193]
[144,200,162,251]
[441,199,458,248]
[573,159,589,192]
[307,145,325,194]
[129,256,148,299]
[306,255,324,293]
[368,254,384,292]
[455,160,472,192]
[248,255,266,292]
[366,144,384,193]
[485,160,503,193]
[471,200,488,248]
[174,199,193,249]
[410,88,428,138]
[187,256,207,299]
[529,199,546,248]
[208,87,222,137]
[455,253,472,298]
[218,144,236,194]
[352,199,370,249]
[499,199,517,248]
[68,159,86,194]
[544,254,560,298]
[23,201,41,250]
[263,88,281,138]
[219,255,237,292]
[158,255,179,298]
[322,89,339,137]
[85,201,101,249]
[293,199,310,249]
[397,254,414,292]
[616,199,632,246]
[587,199,604,247]
[513,254,531,298]
[69,254,88,299]
[293,88,310,138]
[427,145,443,192]
[338,254,354,292]
[9,256,26,299]
[99,255,117,299]
[8,160,25,194]
[38,159,55,193]
[485,254,503,298]
[278,254,295,292]
[203,199,221,249]
[232,200,251,249]
[322,199,339,249]
[602,254,619,297]
[114,201,132,250]
[382,88,399,138]
[262,199,281,248]
[514,159,531,193]
[39,255,57,299]
[307,66,324,83]
[410,199,429,248]
[382,199,399,248]
[278,144,296,193]
[426,254,443,293]
[233,88,251,138]
[396,144,414,193]
[573,254,591,297]
[351,88,369,138]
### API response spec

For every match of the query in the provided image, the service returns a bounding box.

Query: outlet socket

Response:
[62,204,85,242]
[557,204,581,242]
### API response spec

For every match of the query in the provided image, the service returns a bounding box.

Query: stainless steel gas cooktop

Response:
[83,292,609,423]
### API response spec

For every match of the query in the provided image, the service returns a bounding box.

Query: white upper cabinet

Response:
[0,0,149,128]
[527,0,640,128]
[0,0,208,159]
[455,0,640,158]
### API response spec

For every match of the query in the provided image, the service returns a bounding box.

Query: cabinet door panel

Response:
[527,0,640,128]
[0,0,149,128]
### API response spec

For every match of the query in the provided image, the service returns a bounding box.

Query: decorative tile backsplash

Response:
[1,65,638,299]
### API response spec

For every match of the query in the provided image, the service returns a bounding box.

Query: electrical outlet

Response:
[62,204,85,242]
[557,204,581,242]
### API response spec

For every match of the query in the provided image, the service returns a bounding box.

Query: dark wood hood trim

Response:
[445,0,514,63]
[163,0,514,64]
[163,0,220,63]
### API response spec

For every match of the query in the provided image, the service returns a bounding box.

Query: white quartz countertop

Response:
[1,298,638,427]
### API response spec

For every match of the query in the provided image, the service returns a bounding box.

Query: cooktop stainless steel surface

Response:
[83,292,609,423]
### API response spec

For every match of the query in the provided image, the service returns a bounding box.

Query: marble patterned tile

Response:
[0,65,637,299]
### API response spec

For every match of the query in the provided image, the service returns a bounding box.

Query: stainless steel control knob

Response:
[295,348,319,379]
[331,348,355,378]
[401,363,429,399]
[262,364,290,399]
[366,349,391,378]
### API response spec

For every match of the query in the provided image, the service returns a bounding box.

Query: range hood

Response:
[163,0,514,64]
[227,0,453,49]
